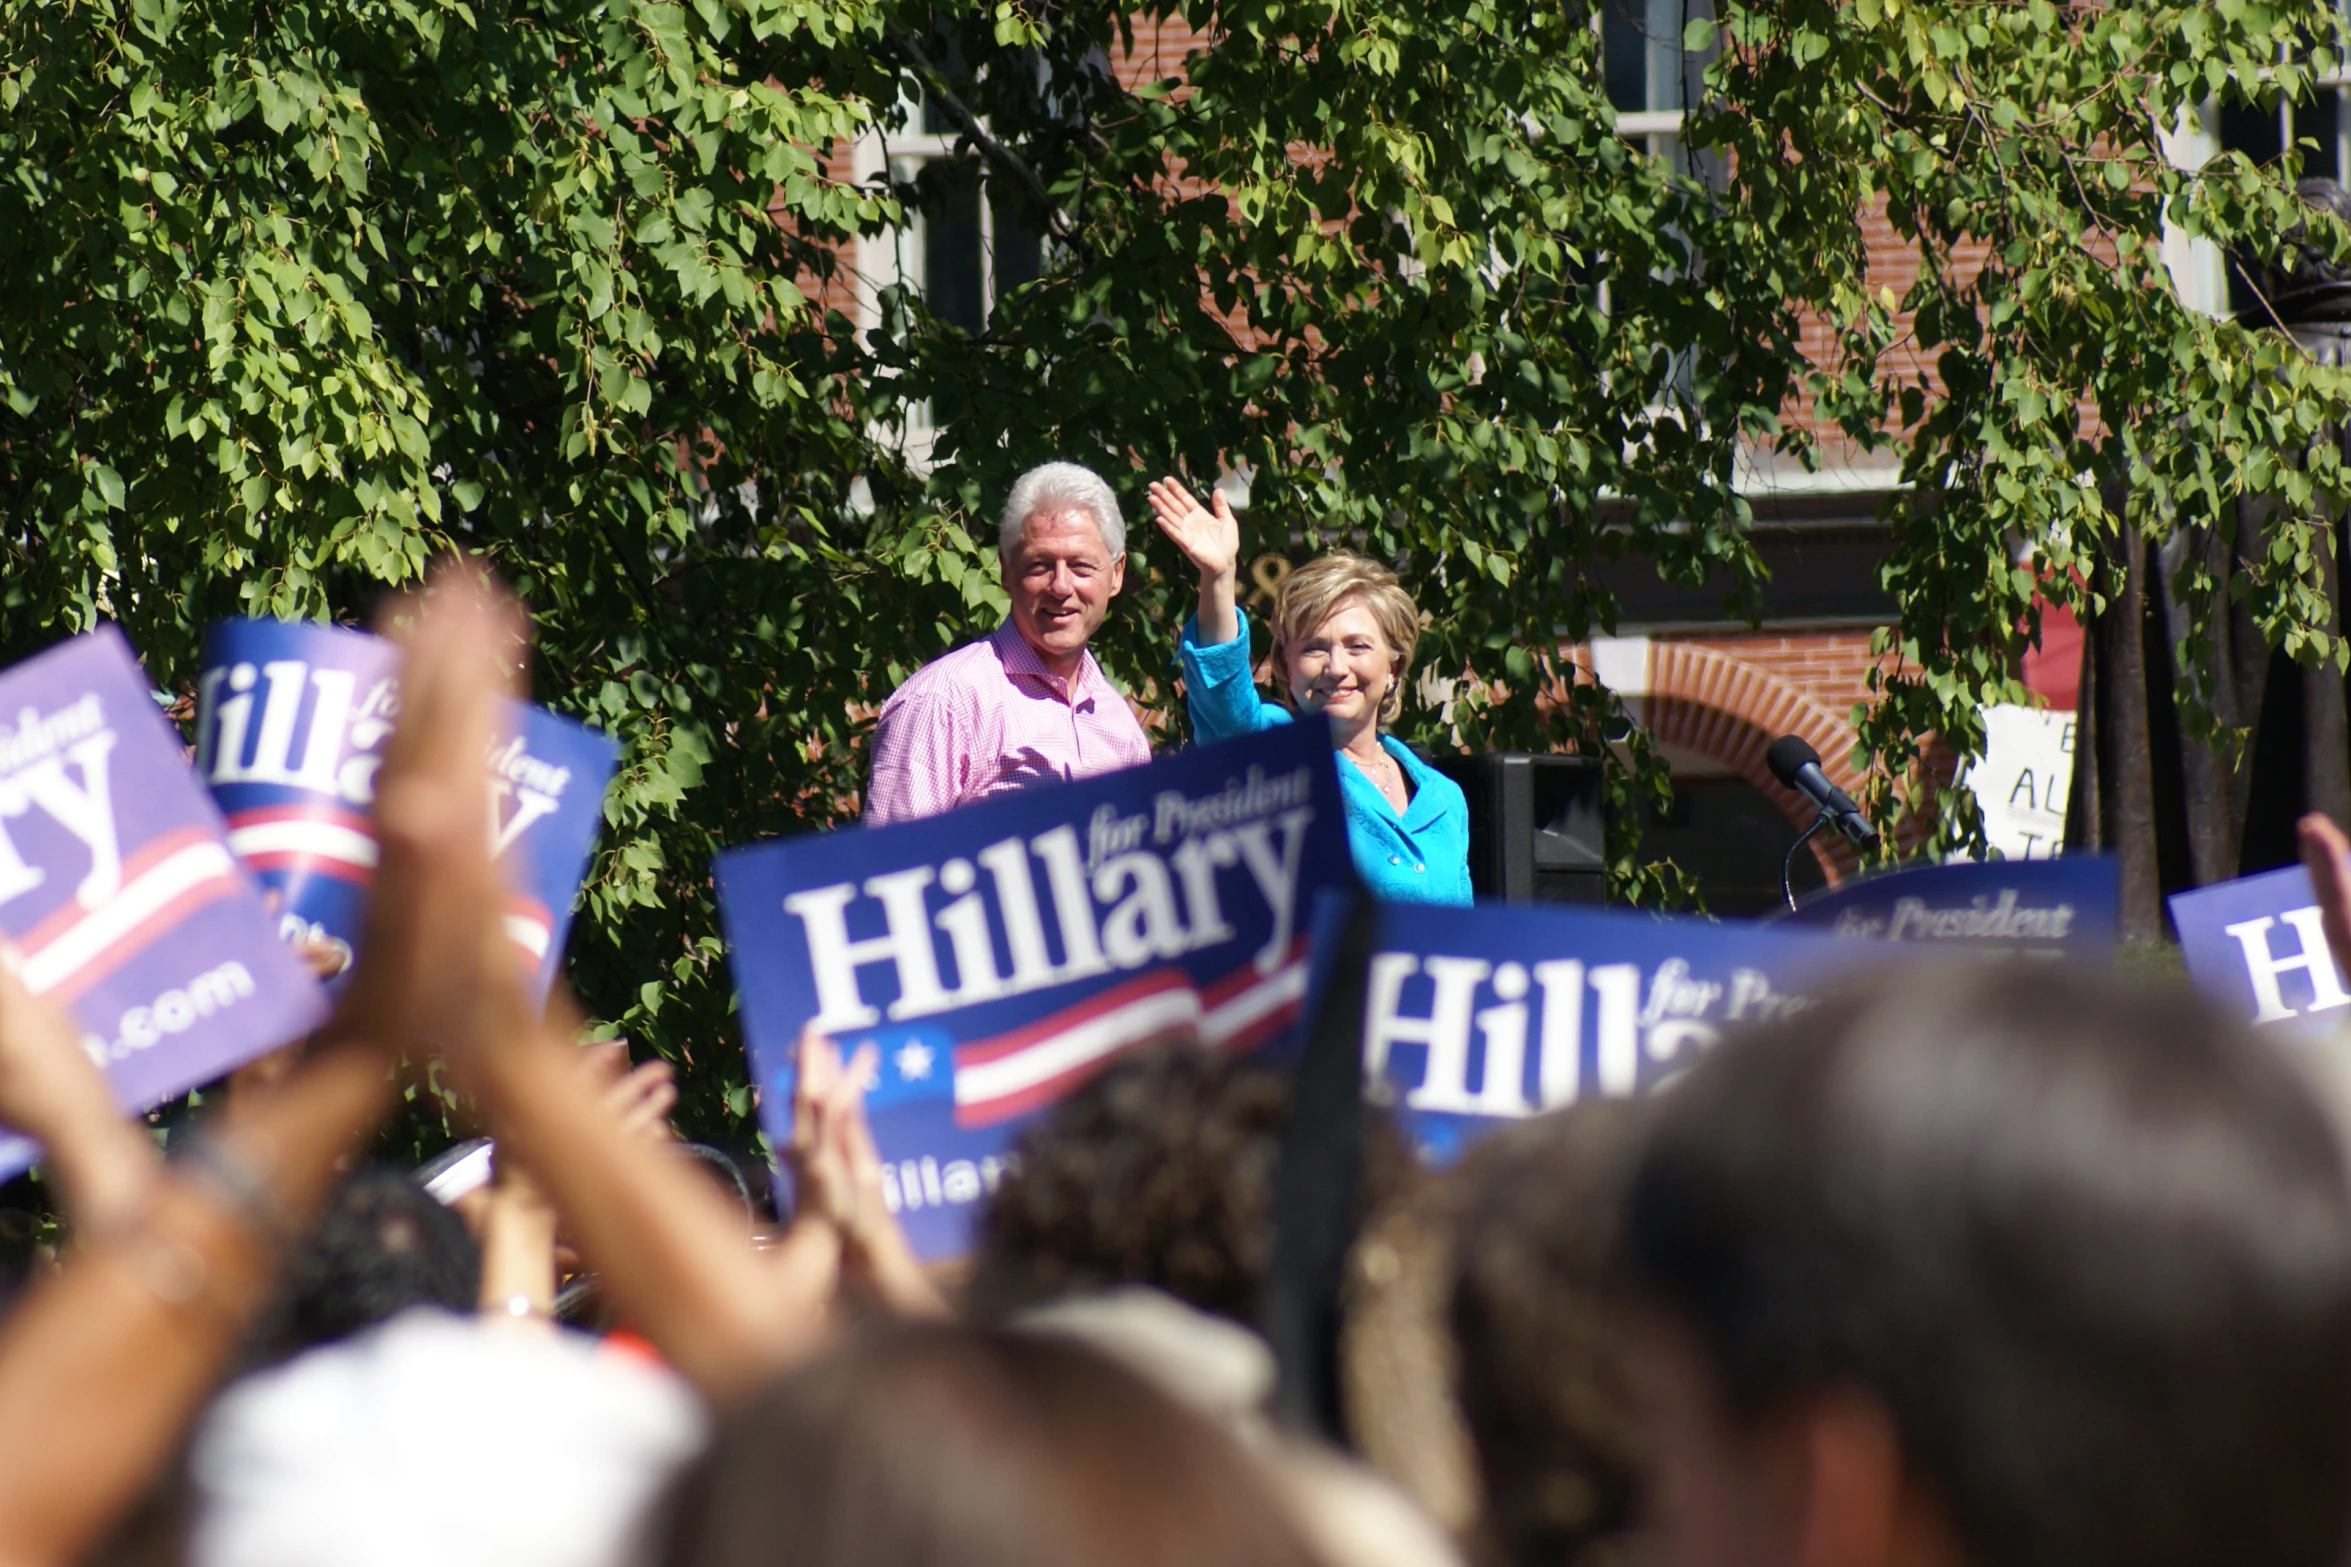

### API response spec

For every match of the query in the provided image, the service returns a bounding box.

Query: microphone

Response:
[1766,735,1877,846]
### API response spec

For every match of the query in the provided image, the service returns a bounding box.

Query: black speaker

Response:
[1428,753,1607,904]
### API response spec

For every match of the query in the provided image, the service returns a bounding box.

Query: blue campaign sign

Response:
[1304,893,1861,1166]
[493,707,620,997]
[715,719,1355,1259]
[195,619,618,997]
[2169,867,2347,1031]
[1774,855,2118,954]
[0,629,328,1177]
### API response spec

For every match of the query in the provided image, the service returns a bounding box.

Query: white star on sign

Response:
[894,1042,935,1082]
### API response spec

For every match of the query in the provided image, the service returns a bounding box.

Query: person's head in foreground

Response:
[1448,1101,1653,1567]
[256,1164,480,1362]
[656,1323,1325,1567]
[999,461,1127,673]
[964,1034,1292,1327]
[1269,553,1420,733]
[1623,962,2351,1567]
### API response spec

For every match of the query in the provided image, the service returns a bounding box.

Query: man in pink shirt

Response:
[864,462,1155,824]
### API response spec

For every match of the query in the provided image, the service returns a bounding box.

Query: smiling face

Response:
[1001,508,1125,674]
[1282,596,1402,726]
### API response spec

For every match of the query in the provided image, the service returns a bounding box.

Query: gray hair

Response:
[998,461,1125,559]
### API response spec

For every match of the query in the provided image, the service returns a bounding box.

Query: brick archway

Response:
[1640,641,1869,883]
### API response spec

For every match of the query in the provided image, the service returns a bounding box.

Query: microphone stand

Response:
[1782,811,1830,913]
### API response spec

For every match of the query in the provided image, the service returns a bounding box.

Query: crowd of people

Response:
[0,543,2349,1567]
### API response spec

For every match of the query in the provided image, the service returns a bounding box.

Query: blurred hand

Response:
[605,1057,677,1144]
[0,957,154,1236]
[2299,813,2351,979]
[0,959,107,1146]
[1146,476,1240,584]
[335,565,529,1063]
[787,1025,877,1237]
[290,930,351,981]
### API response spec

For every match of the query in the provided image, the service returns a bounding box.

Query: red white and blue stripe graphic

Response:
[950,939,1310,1128]
[503,894,555,967]
[9,827,247,1003]
[225,803,378,887]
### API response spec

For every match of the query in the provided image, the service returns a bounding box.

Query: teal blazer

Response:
[1180,612,1474,906]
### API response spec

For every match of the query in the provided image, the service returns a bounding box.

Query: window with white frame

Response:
[1600,0,1713,161]
[852,56,1053,464]
[852,91,1044,341]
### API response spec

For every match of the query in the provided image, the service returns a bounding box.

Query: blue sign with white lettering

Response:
[1775,855,2118,954]
[2169,867,2347,1031]
[195,619,618,997]
[715,720,1355,1259]
[1305,893,1862,1166]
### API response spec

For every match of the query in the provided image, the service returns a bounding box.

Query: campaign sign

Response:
[0,629,327,1177]
[1306,894,1857,1165]
[195,620,618,996]
[196,619,398,974]
[2169,867,2348,1031]
[495,707,620,996]
[1774,855,2118,955]
[715,720,1355,1260]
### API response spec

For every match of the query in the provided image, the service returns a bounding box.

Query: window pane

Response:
[923,161,986,333]
[991,182,1045,300]
[1646,0,1684,112]
[2303,87,2342,185]
[1602,0,1649,113]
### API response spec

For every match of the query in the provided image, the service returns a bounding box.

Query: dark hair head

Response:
[966,1037,1293,1325]
[658,1324,1325,1567]
[1449,1101,1652,1567]
[1626,962,2351,1567]
[264,1165,479,1358]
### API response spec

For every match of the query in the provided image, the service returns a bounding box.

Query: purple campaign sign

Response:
[1303,894,1860,1166]
[1774,855,2118,955]
[196,620,618,998]
[0,629,327,1177]
[2169,867,2347,1031]
[715,720,1355,1260]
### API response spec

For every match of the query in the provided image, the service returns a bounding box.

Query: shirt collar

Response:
[992,620,1098,703]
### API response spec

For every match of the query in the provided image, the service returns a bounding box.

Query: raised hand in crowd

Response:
[1147,475,1243,646]
[0,964,155,1241]
[2299,811,2351,978]
[598,1045,679,1144]
[786,1025,946,1320]
[472,1040,674,1331]
[0,562,525,1567]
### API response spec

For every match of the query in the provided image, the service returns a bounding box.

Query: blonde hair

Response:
[1269,551,1422,726]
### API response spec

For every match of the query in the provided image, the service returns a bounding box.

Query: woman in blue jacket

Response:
[1147,476,1473,905]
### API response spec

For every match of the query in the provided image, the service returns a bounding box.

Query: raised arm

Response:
[0,564,523,1567]
[0,975,156,1241]
[1146,476,1242,649]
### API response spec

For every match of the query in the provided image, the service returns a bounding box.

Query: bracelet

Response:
[170,1134,296,1251]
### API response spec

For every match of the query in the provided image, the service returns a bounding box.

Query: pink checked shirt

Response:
[863,621,1154,825]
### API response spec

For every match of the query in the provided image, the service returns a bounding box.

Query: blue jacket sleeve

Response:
[1179,610,1288,743]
